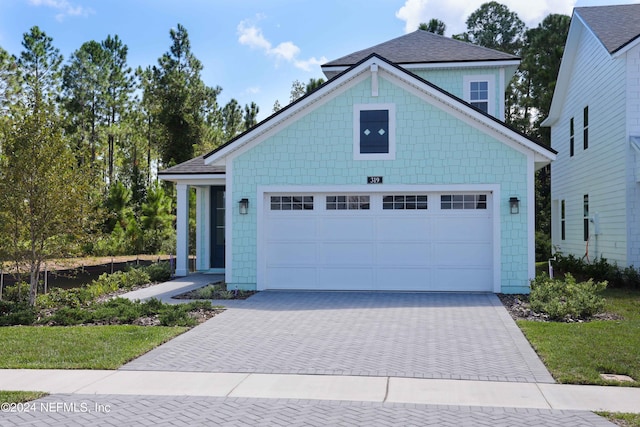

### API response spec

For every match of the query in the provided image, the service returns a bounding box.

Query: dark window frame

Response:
[561,200,566,241]
[583,106,589,150]
[570,117,574,157]
[583,194,589,242]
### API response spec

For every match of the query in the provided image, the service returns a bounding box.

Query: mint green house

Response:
[160,30,556,294]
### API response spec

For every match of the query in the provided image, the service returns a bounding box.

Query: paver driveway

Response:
[123,291,553,383]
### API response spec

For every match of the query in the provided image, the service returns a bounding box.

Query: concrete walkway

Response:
[1,368,639,413]
[1,274,637,426]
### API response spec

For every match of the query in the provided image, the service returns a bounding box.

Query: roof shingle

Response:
[576,4,640,54]
[322,30,519,69]
[158,156,225,175]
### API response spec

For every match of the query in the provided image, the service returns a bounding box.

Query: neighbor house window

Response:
[464,75,494,115]
[570,117,574,157]
[583,106,589,150]
[583,195,589,242]
[353,104,396,160]
[270,196,314,211]
[441,194,487,210]
[561,200,566,241]
[326,195,370,210]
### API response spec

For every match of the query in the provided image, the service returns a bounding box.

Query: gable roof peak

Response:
[575,4,640,54]
[322,29,519,70]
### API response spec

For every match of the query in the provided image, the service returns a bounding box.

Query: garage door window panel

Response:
[383,195,428,210]
[270,196,314,211]
[441,194,487,210]
[326,195,370,210]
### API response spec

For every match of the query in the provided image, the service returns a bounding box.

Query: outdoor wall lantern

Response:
[509,197,520,214]
[239,198,249,215]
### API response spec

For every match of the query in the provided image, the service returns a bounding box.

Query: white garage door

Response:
[262,193,493,292]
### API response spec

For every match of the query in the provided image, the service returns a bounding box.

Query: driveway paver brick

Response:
[123,291,553,383]
[0,395,615,427]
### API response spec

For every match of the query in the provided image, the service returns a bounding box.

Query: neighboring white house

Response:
[543,4,640,267]
[160,30,556,293]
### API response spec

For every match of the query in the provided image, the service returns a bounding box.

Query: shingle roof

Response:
[158,156,225,175]
[576,4,640,54]
[322,30,519,68]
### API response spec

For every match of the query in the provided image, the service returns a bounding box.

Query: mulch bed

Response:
[498,294,622,323]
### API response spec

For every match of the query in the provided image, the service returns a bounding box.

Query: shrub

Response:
[0,301,36,326]
[143,261,171,283]
[119,268,150,289]
[551,252,640,289]
[3,282,31,303]
[530,273,607,320]
[535,231,552,262]
[36,287,91,309]
[44,307,90,325]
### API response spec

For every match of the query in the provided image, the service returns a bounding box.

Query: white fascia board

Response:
[544,16,585,126]
[158,174,226,186]
[323,60,521,75]
[402,60,521,70]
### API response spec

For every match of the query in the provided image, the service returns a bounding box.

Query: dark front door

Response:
[210,186,225,268]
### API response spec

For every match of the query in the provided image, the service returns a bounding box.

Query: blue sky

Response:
[0,0,636,120]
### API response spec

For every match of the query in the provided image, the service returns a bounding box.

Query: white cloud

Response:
[395,0,576,35]
[237,21,271,51]
[28,0,94,21]
[245,86,261,95]
[237,17,324,71]
[294,56,328,72]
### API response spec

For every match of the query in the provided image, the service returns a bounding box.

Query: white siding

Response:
[551,25,628,265]
[626,44,640,266]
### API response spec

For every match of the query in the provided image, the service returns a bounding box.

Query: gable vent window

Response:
[360,110,389,154]
[570,117,574,157]
[583,106,589,150]
[354,103,396,160]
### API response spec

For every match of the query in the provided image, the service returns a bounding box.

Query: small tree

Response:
[0,102,92,306]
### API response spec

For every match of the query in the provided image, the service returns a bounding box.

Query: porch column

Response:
[195,186,211,271]
[175,183,190,276]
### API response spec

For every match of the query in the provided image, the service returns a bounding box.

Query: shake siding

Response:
[230,75,530,292]
[551,26,628,264]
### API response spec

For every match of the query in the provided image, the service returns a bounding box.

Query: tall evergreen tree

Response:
[17,26,63,108]
[151,24,216,166]
[0,46,19,114]
[222,98,243,139]
[243,101,259,131]
[454,2,525,55]
[62,40,109,167]
[102,35,134,185]
[419,19,446,35]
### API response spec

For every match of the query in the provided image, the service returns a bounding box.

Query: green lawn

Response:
[519,288,640,386]
[0,391,47,405]
[600,412,640,427]
[0,325,187,369]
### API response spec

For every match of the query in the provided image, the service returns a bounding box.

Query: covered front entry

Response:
[260,191,495,292]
